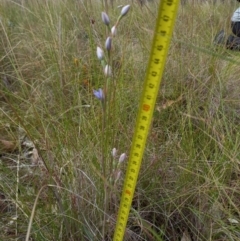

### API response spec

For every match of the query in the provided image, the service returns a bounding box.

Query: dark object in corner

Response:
[214,29,240,51]
[226,34,240,50]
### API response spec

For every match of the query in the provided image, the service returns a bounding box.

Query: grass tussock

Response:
[1,0,240,240]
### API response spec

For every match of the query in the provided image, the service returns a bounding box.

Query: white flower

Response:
[111,25,117,37]
[96,46,104,60]
[121,5,130,17]
[104,65,112,77]
[119,153,127,163]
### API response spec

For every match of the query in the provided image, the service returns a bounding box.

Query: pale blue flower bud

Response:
[121,5,130,17]
[96,46,104,60]
[115,170,121,183]
[101,12,110,26]
[111,26,117,37]
[119,153,127,163]
[112,148,117,157]
[105,37,112,51]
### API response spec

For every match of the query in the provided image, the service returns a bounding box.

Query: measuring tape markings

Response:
[113,1,180,240]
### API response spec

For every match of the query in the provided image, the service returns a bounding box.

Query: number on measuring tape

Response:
[157,45,163,51]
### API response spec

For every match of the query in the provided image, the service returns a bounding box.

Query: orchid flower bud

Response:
[105,37,112,52]
[101,12,110,26]
[115,170,122,183]
[111,26,117,37]
[119,153,127,163]
[104,65,112,77]
[111,148,117,157]
[96,47,104,60]
[121,5,130,17]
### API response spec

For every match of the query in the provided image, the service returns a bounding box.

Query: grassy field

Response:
[1,0,240,240]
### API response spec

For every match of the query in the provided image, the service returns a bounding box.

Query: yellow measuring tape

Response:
[113,1,180,240]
